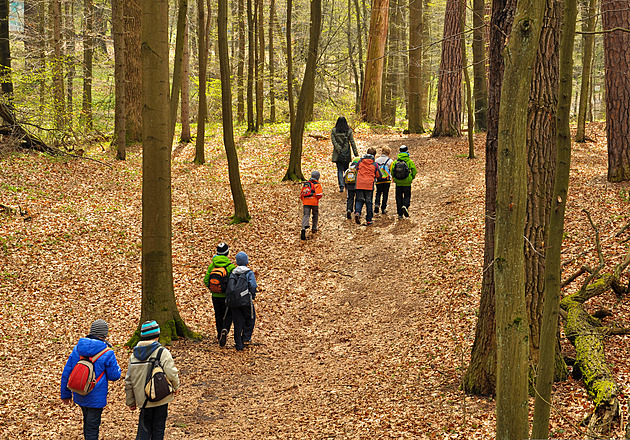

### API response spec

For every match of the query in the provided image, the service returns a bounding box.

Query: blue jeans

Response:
[137,404,168,440]
[335,162,349,191]
[355,189,374,222]
[80,406,103,440]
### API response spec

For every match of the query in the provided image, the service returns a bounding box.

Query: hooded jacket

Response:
[230,265,258,300]
[391,152,418,187]
[203,254,237,298]
[125,341,180,408]
[331,128,359,163]
[355,154,381,191]
[60,336,121,408]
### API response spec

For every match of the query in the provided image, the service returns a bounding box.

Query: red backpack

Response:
[67,347,109,396]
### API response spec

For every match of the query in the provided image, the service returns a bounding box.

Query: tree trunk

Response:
[531,0,577,434]
[112,0,126,160]
[286,0,295,127]
[463,0,517,398]
[360,0,389,123]
[268,0,276,123]
[237,0,245,123]
[65,1,75,127]
[256,0,264,129]
[195,0,208,164]
[420,0,430,120]
[0,0,13,102]
[138,0,197,346]
[23,0,39,71]
[575,0,597,142]
[353,0,364,113]
[125,0,143,142]
[52,0,66,134]
[495,0,546,438]
[461,0,474,158]
[382,0,400,126]
[602,0,630,182]
[525,0,561,375]
[180,19,192,143]
[432,0,462,137]
[169,0,188,145]
[247,0,256,132]
[82,0,94,129]
[408,0,424,133]
[283,0,321,182]
[218,0,250,223]
[471,0,488,131]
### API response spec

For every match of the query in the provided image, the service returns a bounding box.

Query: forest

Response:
[0,0,629,439]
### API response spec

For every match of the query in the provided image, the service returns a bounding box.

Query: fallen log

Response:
[0,103,59,155]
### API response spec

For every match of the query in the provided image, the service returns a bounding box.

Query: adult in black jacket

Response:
[331,116,359,192]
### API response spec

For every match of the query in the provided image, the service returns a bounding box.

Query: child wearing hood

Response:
[203,242,236,345]
[300,170,324,240]
[227,251,258,351]
[391,145,418,219]
[354,147,381,225]
[125,320,179,440]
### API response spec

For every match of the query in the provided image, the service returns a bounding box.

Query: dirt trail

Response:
[163,135,491,439]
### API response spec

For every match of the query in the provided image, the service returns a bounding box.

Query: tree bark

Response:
[575,0,597,142]
[408,0,424,133]
[125,0,143,142]
[82,0,94,129]
[353,0,364,113]
[64,1,75,127]
[256,0,264,129]
[286,0,295,127]
[471,0,488,131]
[180,19,192,143]
[531,0,577,435]
[0,0,13,102]
[218,0,250,223]
[602,0,630,182]
[360,0,389,123]
[283,0,321,182]
[169,0,188,145]
[195,0,208,164]
[112,0,126,160]
[432,0,462,137]
[461,0,474,158]
[495,0,546,437]
[247,0,256,131]
[269,0,276,123]
[51,0,66,133]
[237,0,245,123]
[138,0,197,347]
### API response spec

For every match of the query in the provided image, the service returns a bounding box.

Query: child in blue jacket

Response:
[60,319,121,440]
[228,252,258,351]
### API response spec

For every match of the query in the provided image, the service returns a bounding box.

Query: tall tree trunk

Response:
[283,0,321,182]
[256,0,264,128]
[575,0,596,142]
[532,0,577,434]
[195,0,208,164]
[125,0,142,142]
[65,0,76,127]
[23,0,39,71]
[382,0,400,125]
[237,0,245,123]
[247,0,256,131]
[432,0,462,137]
[112,0,126,160]
[495,0,546,437]
[180,19,192,143]
[0,0,13,102]
[472,0,488,131]
[37,0,45,112]
[408,0,424,133]
[170,0,188,144]
[463,0,517,397]
[360,0,389,123]
[420,0,431,120]
[268,0,276,123]
[51,0,66,133]
[602,0,630,182]
[353,0,364,113]
[461,0,474,157]
[83,0,94,129]
[218,0,250,223]
[524,0,561,375]
[347,0,360,115]
[286,0,295,126]
[139,0,196,346]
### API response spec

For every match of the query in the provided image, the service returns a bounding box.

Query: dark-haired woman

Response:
[331,117,359,192]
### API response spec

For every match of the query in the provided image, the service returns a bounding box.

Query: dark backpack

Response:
[300,180,316,198]
[66,347,109,396]
[207,266,229,293]
[144,348,173,403]
[392,160,410,180]
[225,271,252,308]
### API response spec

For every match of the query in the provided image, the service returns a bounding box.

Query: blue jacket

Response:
[60,337,121,408]
[232,265,258,300]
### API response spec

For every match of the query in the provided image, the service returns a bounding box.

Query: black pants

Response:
[137,404,168,440]
[346,187,356,213]
[375,182,391,211]
[395,185,412,216]
[212,296,232,339]
[232,302,255,351]
[81,406,103,440]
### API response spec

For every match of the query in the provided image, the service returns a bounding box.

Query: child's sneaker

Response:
[219,329,228,347]
[382,209,387,215]
[300,229,306,240]
[374,207,379,214]
[346,211,352,219]
[355,214,361,225]
[402,206,409,217]
[366,221,373,226]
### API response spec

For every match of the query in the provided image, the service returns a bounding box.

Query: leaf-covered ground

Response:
[1,122,629,439]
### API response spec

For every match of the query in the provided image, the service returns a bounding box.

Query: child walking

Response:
[344,157,359,219]
[374,146,393,214]
[203,243,236,346]
[226,252,258,351]
[300,170,324,240]
[354,147,381,226]
[391,145,418,219]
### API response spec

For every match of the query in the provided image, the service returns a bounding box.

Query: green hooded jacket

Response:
[391,152,417,187]
[203,255,236,298]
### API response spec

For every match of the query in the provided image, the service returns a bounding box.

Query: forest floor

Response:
[1,122,629,439]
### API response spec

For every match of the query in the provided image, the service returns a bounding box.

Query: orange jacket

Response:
[301,179,323,206]
[355,156,380,191]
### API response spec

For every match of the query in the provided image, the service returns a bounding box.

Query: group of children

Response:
[300,143,418,239]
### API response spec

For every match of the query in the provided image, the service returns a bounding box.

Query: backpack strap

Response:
[89,347,110,386]
[140,347,165,410]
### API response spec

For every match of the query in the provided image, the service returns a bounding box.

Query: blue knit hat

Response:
[236,251,249,266]
[140,320,160,340]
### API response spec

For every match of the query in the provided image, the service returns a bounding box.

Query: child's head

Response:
[399,145,408,153]
[367,147,376,156]
[236,251,249,266]
[381,146,391,155]
[310,170,321,181]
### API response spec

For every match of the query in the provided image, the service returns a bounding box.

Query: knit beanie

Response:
[310,170,321,181]
[140,320,161,340]
[216,243,229,256]
[399,145,408,153]
[89,319,109,339]
[236,251,249,266]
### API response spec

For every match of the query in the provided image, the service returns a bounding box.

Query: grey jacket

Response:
[331,128,359,163]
